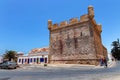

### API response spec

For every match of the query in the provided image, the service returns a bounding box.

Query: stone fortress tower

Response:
[48,6,107,65]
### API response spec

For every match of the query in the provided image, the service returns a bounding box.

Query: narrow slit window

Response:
[81,32,82,36]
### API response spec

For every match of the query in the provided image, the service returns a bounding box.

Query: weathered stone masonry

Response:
[48,6,107,65]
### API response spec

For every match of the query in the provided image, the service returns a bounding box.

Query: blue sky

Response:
[0,0,120,54]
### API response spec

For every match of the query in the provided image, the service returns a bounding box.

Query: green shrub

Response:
[44,64,47,67]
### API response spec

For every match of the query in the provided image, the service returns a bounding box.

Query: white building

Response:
[0,56,3,63]
[17,47,49,64]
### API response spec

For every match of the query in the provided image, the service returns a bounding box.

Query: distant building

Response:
[17,52,24,57]
[0,56,3,63]
[17,47,49,64]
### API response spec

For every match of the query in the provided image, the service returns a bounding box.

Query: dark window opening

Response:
[34,58,36,62]
[40,58,44,62]
[19,59,21,63]
[81,32,82,36]
[30,58,32,62]
[25,59,27,62]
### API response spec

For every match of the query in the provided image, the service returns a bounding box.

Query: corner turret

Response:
[88,5,94,19]
[48,20,52,30]
[97,24,102,33]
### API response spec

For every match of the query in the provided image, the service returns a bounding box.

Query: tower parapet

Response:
[48,17,80,31]
[48,6,96,31]
[48,6,100,32]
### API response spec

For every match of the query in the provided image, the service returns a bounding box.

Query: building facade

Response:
[17,47,49,64]
[48,6,107,65]
[0,56,3,63]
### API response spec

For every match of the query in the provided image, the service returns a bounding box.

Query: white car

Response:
[0,61,17,69]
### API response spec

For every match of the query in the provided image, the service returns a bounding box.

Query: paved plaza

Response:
[0,61,119,80]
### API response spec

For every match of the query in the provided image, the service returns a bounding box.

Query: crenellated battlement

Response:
[48,17,79,30]
[60,21,68,26]
[48,17,90,31]
[53,23,59,29]
[69,18,79,24]
[80,14,89,22]
[97,24,102,33]
[48,6,96,31]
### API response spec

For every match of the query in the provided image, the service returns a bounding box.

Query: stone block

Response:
[69,18,79,24]
[60,21,68,26]
[80,14,89,22]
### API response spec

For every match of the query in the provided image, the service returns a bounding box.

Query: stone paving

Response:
[0,61,119,80]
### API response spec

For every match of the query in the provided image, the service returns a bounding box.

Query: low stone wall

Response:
[49,59,100,65]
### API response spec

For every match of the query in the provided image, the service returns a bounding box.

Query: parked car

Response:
[0,61,17,69]
[0,63,2,65]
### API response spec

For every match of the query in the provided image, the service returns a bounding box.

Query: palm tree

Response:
[3,50,17,62]
[111,41,119,47]
[111,39,120,60]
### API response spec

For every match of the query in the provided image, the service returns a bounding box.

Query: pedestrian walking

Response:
[100,58,104,66]
[103,58,108,68]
